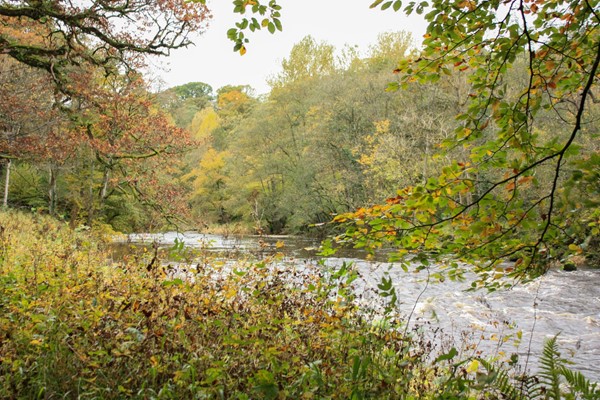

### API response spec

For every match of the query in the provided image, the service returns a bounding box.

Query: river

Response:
[115,231,600,382]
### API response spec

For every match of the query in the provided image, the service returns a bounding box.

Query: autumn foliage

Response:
[0,0,209,90]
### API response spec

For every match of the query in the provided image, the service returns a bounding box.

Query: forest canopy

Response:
[216,0,600,286]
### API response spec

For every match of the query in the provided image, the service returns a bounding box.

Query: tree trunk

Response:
[48,164,58,215]
[100,167,110,201]
[86,160,96,226]
[3,159,11,208]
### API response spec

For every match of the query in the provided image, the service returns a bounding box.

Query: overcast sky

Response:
[151,1,426,95]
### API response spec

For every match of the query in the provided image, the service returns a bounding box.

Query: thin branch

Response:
[533,37,600,255]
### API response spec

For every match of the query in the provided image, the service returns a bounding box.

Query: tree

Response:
[0,0,209,91]
[367,31,413,71]
[188,107,221,141]
[183,147,231,223]
[0,2,222,229]
[171,82,214,100]
[269,36,337,87]
[225,35,419,234]
[181,86,257,227]
[68,72,194,225]
[157,82,214,128]
[212,85,256,150]
[0,55,60,208]
[323,0,600,288]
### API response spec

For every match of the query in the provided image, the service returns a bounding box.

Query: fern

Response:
[477,358,524,400]
[559,366,600,400]
[539,334,564,399]
[478,336,600,400]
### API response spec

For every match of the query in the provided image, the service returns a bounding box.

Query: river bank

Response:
[119,231,600,382]
[1,210,598,398]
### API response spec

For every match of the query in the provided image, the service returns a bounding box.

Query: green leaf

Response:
[227,28,238,39]
[381,1,393,10]
[162,278,183,287]
[386,82,400,92]
[434,347,458,363]
[377,276,393,291]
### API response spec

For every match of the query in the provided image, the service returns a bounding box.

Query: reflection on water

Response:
[114,231,600,381]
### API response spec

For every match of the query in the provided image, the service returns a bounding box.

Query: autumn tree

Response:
[0,0,211,228]
[0,55,60,208]
[212,85,256,149]
[268,36,337,88]
[1,67,195,229]
[224,35,428,233]
[181,85,256,227]
[0,0,209,92]
[66,71,194,226]
[183,147,230,224]
[188,107,221,141]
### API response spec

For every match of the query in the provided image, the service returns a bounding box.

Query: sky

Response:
[152,0,427,95]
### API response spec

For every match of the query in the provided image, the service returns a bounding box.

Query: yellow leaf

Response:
[466,359,479,373]
[174,370,184,382]
[225,288,237,299]
[568,244,582,253]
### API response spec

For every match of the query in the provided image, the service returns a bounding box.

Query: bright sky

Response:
[153,0,426,95]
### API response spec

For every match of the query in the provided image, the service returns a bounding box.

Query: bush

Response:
[0,210,596,399]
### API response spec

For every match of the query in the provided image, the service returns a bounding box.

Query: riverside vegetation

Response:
[1,210,598,399]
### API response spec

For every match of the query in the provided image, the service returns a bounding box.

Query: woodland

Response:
[1,0,599,398]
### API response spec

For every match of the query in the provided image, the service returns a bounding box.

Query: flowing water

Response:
[115,231,600,381]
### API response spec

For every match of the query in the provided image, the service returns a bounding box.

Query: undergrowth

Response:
[0,210,597,399]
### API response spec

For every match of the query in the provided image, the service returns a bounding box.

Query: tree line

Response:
[2,0,598,282]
